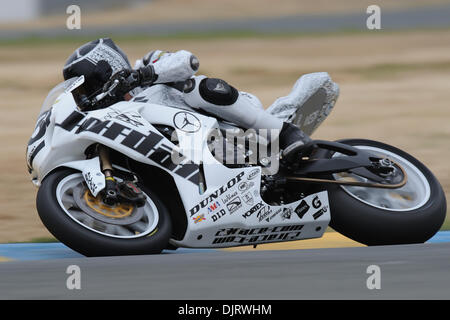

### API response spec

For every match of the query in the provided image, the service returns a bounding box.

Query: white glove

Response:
[134,50,199,84]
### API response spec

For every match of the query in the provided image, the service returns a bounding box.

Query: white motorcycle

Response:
[26,72,446,257]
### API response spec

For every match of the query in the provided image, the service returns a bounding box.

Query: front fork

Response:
[97,144,146,207]
[98,145,119,205]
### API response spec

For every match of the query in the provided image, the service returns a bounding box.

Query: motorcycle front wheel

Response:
[36,168,172,256]
[325,139,446,246]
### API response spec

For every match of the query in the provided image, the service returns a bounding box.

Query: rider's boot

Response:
[278,122,314,164]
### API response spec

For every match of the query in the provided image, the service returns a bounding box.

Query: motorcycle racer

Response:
[62,38,313,166]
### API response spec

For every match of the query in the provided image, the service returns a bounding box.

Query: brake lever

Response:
[88,67,154,108]
[92,79,120,103]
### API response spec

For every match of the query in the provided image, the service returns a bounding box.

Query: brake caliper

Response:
[117,181,146,207]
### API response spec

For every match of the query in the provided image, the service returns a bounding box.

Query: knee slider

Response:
[197,78,239,106]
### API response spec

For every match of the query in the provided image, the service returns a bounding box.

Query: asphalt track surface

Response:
[2,4,450,40]
[0,241,449,300]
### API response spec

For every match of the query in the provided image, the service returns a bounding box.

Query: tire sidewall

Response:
[327,139,447,245]
[37,168,172,256]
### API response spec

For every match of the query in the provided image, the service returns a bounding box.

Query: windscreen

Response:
[38,76,83,116]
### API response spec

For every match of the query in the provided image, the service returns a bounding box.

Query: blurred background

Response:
[0,0,449,242]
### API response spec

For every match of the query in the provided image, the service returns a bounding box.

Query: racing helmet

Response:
[63,38,131,109]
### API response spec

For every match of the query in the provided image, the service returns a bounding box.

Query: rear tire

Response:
[325,139,446,246]
[36,168,172,257]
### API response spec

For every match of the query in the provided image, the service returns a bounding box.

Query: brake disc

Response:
[73,185,144,225]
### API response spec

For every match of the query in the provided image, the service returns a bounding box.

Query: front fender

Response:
[51,157,105,196]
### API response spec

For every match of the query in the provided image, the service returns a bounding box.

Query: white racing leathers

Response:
[134,50,284,135]
[134,49,340,144]
[182,75,283,132]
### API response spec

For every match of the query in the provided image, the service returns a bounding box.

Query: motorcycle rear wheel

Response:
[325,139,446,246]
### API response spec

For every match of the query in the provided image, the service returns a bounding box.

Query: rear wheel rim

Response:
[332,146,431,211]
[55,173,159,239]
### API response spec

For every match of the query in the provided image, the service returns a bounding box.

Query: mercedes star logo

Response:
[173,111,201,133]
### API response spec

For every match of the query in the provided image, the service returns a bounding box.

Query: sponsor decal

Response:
[226,196,242,214]
[83,172,97,194]
[312,196,322,209]
[212,225,304,245]
[173,111,201,133]
[257,207,281,223]
[242,202,264,219]
[313,206,328,220]
[294,200,310,219]
[281,208,292,220]
[242,192,254,206]
[85,42,130,73]
[222,191,238,205]
[104,109,144,127]
[189,172,245,217]
[193,214,206,224]
[207,201,221,213]
[257,206,271,222]
[238,181,254,193]
[211,209,227,222]
[247,168,259,180]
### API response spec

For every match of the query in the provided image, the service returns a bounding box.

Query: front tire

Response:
[36,168,172,256]
[326,139,446,246]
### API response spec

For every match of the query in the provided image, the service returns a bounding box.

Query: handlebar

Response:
[98,65,157,100]
[80,65,158,110]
